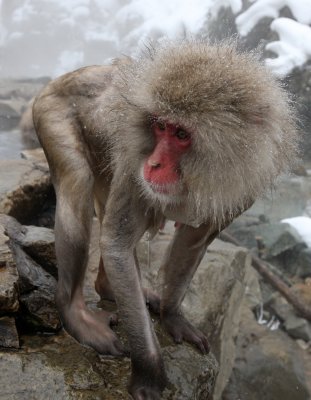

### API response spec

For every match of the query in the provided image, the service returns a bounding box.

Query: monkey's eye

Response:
[156,120,166,131]
[175,129,190,141]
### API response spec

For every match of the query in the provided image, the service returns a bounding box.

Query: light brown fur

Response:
[33,40,298,400]
[109,40,298,225]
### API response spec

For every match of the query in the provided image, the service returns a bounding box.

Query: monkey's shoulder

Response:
[50,65,117,99]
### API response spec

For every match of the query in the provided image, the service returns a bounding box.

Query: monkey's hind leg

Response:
[34,110,124,356]
[54,168,124,356]
[95,253,161,314]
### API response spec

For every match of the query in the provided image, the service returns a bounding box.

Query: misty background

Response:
[0,0,310,79]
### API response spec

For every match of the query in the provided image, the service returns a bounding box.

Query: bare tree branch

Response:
[220,231,311,322]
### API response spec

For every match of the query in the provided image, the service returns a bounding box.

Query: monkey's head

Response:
[110,40,298,226]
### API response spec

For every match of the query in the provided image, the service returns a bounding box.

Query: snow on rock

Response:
[236,0,311,36]
[236,0,311,76]
[266,18,311,76]
[282,217,311,248]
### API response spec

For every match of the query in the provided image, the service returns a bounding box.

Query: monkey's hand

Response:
[129,355,167,400]
[161,311,210,354]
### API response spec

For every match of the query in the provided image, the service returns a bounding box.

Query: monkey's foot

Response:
[161,312,210,354]
[61,306,124,356]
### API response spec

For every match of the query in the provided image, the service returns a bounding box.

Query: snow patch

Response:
[281,216,311,248]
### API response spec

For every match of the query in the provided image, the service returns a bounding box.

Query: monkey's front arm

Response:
[100,177,167,399]
[159,223,218,354]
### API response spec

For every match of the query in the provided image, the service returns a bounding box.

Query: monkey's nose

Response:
[148,160,161,169]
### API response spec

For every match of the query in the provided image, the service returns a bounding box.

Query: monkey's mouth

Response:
[144,180,184,202]
[139,167,184,203]
[148,182,173,194]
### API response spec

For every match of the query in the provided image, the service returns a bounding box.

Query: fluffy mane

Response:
[108,40,299,226]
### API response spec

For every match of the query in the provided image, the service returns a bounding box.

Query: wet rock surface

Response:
[0,214,60,332]
[0,316,19,348]
[0,158,52,224]
[0,78,49,131]
[222,299,310,400]
[0,331,218,400]
[0,221,19,314]
[0,216,222,399]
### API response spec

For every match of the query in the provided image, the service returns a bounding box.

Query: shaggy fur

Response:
[34,39,299,228]
[101,40,299,226]
[32,39,300,398]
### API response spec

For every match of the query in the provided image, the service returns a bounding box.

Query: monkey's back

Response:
[33,64,119,177]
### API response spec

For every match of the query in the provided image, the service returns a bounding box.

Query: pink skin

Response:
[143,120,191,192]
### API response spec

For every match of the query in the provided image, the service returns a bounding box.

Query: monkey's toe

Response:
[161,312,210,354]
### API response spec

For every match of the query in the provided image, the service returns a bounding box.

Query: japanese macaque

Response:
[32,40,298,399]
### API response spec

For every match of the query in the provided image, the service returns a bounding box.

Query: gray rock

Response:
[137,224,250,400]
[19,98,41,148]
[0,214,56,276]
[0,326,217,400]
[222,301,310,400]
[260,223,305,258]
[162,345,218,400]
[0,317,19,348]
[228,220,307,276]
[0,158,51,224]
[20,225,57,277]
[266,292,311,342]
[184,240,250,400]
[0,102,20,130]
[285,314,311,343]
[0,222,19,313]
[266,292,294,322]
[296,248,311,278]
[21,148,46,163]
[0,348,72,400]
[0,78,49,102]
[259,223,307,276]
[0,214,59,332]
[12,243,60,332]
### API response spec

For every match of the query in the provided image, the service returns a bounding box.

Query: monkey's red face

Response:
[142,119,191,199]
